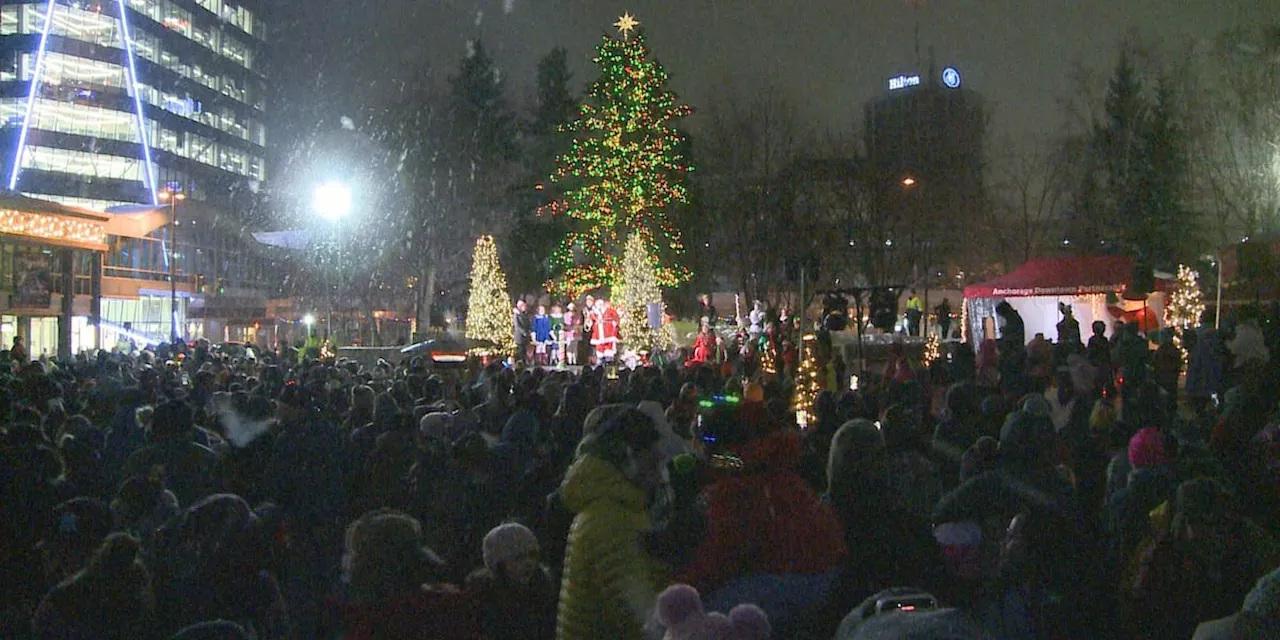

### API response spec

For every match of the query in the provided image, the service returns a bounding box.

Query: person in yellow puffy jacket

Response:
[556,408,669,640]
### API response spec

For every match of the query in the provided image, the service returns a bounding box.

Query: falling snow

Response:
[340,116,355,131]
[503,0,516,14]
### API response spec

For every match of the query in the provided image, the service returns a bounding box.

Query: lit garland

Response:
[0,209,107,246]
[465,236,517,357]
[541,26,693,298]
[792,333,821,428]
[616,231,661,350]
[1164,264,1204,362]
[922,333,941,367]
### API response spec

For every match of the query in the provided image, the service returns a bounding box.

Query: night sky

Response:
[268,0,1279,169]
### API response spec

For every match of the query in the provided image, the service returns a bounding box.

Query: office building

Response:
[0,1,280,355]
[1,0,267,208]
[863,57,986,270]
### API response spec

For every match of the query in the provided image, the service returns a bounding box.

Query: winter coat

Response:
[1130,519,1280,639]
[1186,328,1224,399]
[533,314,552,343]
[335,584,484,640]
[556,453,666,640]
[466,566,558,640]
[264,415,347,527]
[1106,465,1176,566]
[121,440,219,507]
[678,431,848,595]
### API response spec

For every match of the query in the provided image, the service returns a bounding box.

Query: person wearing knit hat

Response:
[1107,427,1177,571]
[1128,427,1169,469]
[468,523,557,640]
[482,523,540,579]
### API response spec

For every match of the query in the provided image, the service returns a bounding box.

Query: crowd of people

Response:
[0,299,1278,639]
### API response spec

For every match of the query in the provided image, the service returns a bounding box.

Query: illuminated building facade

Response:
[0,0,266,209]
[0,2,280,355]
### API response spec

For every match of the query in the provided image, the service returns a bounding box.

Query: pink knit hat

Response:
[1128,427,1169,469]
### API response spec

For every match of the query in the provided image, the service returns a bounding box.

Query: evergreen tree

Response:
[544,26,694,298]
[465,235,516,357]
[616,232,661,349]
[505,48,577,296]
[1065,40,1199,268]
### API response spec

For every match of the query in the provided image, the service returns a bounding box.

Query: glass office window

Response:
[26,99,139,142]
[25,146,144,182]
[1,5,19,36]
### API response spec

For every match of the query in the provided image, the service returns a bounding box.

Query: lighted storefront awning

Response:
[0,192,109,251]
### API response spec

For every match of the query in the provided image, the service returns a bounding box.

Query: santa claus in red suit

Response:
[591,299,621,361]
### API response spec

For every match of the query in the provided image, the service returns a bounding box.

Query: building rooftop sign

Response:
[942,67,962,88]
[888,74,922,91]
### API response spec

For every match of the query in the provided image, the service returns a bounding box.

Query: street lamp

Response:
[312,181,352,221]
[901,176,917,187]
[313,182,352,343]
[158,187,186,344]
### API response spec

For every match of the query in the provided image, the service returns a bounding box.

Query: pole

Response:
[799,265,806,331]
[169,196,178,344]
[1215,248,1223,329]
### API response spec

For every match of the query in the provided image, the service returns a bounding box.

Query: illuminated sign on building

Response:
[942,67,962,89]
[888,74,921,91]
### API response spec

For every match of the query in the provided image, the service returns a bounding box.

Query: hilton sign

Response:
[888,74,921,91]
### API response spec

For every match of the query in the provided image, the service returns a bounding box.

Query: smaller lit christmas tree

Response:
[922,334,941,367]
[759,338,777,375]
[792,333,821,428]
[1164,264,1205,360]
[616,232,662,350]
[465,235,516,357]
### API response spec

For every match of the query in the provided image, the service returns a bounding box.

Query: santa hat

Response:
[482,523,539,573]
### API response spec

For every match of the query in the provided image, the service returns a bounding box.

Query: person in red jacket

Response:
[680,407,848,632]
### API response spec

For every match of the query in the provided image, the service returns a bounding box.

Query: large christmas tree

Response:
[543,14,693,297]
[616,232,662,349]
[465,235,515,357]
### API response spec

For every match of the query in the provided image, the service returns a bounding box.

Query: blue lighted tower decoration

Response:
[7,0,160,205]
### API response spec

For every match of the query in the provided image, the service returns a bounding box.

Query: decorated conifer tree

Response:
[616,232,661,350]
[542,14,693,298]
[792,333,821,428]
[465,235,515,357]
[1164,264,1205,359]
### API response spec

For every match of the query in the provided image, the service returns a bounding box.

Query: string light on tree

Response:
[922,333,941,367]
[792,333,821,428]
[541,15,693,298]
[759,337,777,375]
[1164,264,1205,360]
[465,235,516,358]
[616,231,661,350]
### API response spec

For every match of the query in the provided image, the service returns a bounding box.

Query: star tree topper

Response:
[614,12,639,39]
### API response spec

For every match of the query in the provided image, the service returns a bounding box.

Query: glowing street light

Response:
[901,176,917,187]
[302,313,316,333]
[312,181,352,221]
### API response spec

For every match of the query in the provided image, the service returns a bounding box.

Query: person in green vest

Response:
[906,290,925,337]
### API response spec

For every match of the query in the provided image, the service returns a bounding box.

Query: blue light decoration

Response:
[7,0,58,191]
[942,67,962,89]
[117,0,159,205]
[9,0,159,205]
